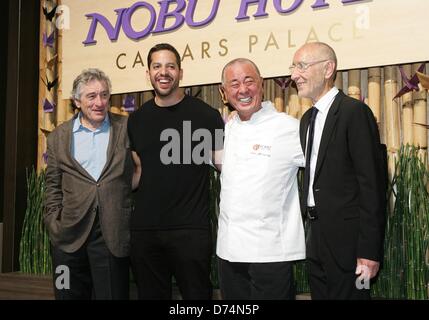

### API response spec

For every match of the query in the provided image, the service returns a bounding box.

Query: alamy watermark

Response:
[160,121,224,165]
[355,265,371,290]
[55,265,70,290]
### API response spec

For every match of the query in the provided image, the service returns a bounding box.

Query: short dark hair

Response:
[147,43,181,70]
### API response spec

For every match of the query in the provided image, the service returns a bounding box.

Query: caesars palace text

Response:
[114,22,365,70]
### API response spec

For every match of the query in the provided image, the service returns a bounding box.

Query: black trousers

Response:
[218,257,295,300]
[130,229,212,300]
[306,218,370,300]
[51,216,130,300]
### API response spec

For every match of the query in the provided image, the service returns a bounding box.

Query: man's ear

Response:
[73,99,80,109]
[218,85,228,105]
[219,86,234,112]
[325,60,336,80]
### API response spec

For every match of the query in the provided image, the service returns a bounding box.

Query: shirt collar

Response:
[314,87,339,115]
[73,112,110,133]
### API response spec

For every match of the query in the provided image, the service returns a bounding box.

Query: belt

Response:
[306,206,318,220]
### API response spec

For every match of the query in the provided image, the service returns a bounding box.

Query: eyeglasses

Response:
[289,60,328,73]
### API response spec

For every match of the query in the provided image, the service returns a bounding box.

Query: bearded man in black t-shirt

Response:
[127,43,224,300]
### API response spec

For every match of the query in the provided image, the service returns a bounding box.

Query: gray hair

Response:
[221,58,262,85]
[71,68,112,101]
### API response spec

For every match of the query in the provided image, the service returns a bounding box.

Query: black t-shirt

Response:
[127,95,224,230]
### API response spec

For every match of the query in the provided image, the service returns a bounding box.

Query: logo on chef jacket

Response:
[251,144,272,157]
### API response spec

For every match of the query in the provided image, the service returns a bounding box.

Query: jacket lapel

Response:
[313,91,343,182]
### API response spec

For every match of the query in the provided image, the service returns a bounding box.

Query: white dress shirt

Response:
[307,87,339,206]
[217,101,305,262]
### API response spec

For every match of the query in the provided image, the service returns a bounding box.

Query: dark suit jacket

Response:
[300,90,386,269]
[44,112,133,257]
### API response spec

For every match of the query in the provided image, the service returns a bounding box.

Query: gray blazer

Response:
[44,112,133,257]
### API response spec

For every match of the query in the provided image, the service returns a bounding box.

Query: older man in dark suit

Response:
[44,68,135,299]
[291,42,386,299]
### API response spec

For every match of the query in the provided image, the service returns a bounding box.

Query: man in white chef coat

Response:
[217,58,305,300]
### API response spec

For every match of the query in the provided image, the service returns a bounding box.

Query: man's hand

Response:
[356,258,380,280]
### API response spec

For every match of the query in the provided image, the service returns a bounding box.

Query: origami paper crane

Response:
[46,54,58,71]
[393,63,425,99]
[43,5,57,22]
[42,152,49,165]
[42,30,55,48]
[122,95,135,112]
[416,71,429,90]
[43,98,55,113]
[41,75,58,91]
[273,77,292,89]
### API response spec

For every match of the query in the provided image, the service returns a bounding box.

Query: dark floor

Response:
[0,272,309,300]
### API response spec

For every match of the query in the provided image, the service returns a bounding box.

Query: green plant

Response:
[372,145,429,299]
[19,168,51,275]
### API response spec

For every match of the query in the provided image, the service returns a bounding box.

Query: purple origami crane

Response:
[42,152,49,165]
[123,95,135,112]
[42,30,55,48]
[43,98,55,113]
[393,63,426,99]
[273,77,292,89]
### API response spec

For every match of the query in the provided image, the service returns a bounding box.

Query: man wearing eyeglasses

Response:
[291,42,386,300]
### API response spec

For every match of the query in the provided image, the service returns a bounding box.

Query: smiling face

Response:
[74,79,110,130]
[222,60,263,121]
[147,49,183,102]
[291,43,336,103]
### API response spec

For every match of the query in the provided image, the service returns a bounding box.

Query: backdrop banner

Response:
[60,0,429,94]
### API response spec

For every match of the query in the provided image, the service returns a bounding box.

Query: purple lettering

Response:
[342,0,366,3]
[83,8,127,45]
[185,0,220,27]
[274,0,304,14]
[236,0,268,21]
[153,0,186,34]
[311,0,329,9]
[122,2,156,40]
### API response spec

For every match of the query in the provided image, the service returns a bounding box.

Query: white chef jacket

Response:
[217,101,305,263]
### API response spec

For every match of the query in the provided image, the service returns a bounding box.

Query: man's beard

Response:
[152,78,180,98]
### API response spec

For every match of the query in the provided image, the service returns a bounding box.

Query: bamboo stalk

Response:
[270,80,275,105]
[274,81,285,112]
[335,71,343,91]
[368,67,381,126]
[211,84,223,112]
[263,79,269,102]
[401,65,414,145]
[412,63,427,155]
[142,91,154,105]
[38,1,51,172]
[348,69,361,100]
[384,66,401,182]
[287,85,301,119]
[55,8,74,126]
[301,97,312,116]
[202,85,210,109]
